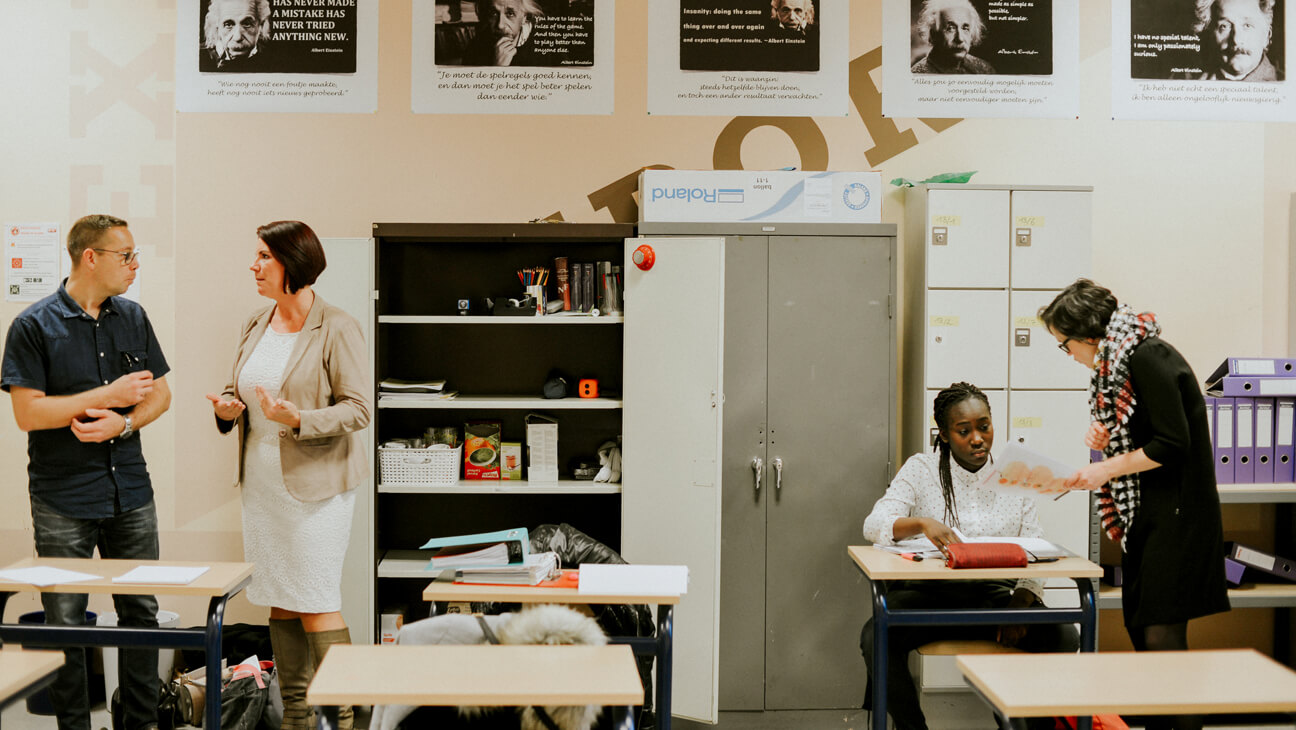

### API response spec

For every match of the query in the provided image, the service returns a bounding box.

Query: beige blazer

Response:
[218,293,371,502]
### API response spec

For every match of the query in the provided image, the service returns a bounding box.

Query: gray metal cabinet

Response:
[641,222,897,712]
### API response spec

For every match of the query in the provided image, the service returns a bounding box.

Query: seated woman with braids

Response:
[858,382,1078,730]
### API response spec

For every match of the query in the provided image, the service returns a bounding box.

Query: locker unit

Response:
[632,222,897,716]
[904,183,1094,703]
[905,183,1093,548]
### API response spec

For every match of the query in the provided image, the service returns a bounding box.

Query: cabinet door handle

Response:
[751,457,763,493]
[773,457,783,491]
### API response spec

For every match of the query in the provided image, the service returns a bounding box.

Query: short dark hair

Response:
[257,220,326,294]
[67,214,128,267]
[1037,278,1118,340]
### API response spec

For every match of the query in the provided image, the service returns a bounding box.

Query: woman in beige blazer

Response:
[206,220,369,730]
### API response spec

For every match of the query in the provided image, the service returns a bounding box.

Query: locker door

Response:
[926,189,1009,289]
[765,235,892,709]
[1009,290,1090,390]
[718,236,769,711]
[1009,191,1092,289]
[924,388,1008,454]
[623,236,725,723]
[1007,390,1092,558]
[317,237,374,644]
[925,289,1008,390]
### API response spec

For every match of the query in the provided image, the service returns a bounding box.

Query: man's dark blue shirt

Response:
[1,283,169,519]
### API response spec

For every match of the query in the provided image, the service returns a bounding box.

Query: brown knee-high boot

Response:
[269,618,315,730]
[308,627,354,730]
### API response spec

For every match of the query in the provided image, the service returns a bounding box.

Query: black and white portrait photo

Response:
[679,0,821,73]
[1130,0,1285,80]
[198,0,358,74]
[908,0,1052,75]
[434,0,596,67]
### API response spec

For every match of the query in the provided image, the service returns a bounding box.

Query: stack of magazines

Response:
[456,552,561,586]
[379,378,456,402]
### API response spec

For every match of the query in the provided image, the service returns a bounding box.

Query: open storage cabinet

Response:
[370,223,633,631]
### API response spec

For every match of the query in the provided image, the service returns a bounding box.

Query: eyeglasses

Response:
[1057,337,1076,354]
[90,248,140,265]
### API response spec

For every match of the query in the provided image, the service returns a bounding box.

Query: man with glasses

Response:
[1,214,170,730]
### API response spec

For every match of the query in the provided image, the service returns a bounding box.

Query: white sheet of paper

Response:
[975,443,1080,500]
[112,566,209,585]
[578,564,688,596]
[0,566,102,587]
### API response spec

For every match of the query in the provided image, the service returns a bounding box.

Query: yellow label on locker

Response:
[1014,316,1042,328]
[1015,216,1046,227]
[930,315,960,327]
[932,215,961,226]
[1013,417,1043,428]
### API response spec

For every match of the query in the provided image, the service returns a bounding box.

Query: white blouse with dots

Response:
[863,451,1045,598]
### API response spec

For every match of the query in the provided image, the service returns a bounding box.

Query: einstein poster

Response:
[881,0,1080,119]
[647,0,849,116]
[412,0,615,114]
[1113,0,1296,121]
[176,0,378,113]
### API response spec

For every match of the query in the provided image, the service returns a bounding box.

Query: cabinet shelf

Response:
[1098,583,1296,610]
[1217,483,1296,503]
[378,396,622,410]
[379,480,621,495]
[379,315,623,325]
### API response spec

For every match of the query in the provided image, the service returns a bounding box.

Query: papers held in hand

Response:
[455,552,561,586]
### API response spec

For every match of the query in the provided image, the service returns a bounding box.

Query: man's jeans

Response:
[32,499,160,730]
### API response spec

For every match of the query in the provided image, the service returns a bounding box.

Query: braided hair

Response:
[932,382,991,529]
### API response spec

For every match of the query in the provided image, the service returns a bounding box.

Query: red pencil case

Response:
[944,542,1028,569]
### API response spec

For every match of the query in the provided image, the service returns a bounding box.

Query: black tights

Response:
[1128,622,1202,730]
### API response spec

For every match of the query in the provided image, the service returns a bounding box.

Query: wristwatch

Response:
[119,414,135,440]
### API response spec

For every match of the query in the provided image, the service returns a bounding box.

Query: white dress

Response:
[238,327,356,612]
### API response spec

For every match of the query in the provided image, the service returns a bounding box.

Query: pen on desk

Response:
[899,553,923,562]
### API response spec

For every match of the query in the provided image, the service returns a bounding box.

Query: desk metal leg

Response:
[314,705,339,730]
[657,604,673,730]
[204,593,231,730]
[870,581,889,730]
[1075,579,1096,730]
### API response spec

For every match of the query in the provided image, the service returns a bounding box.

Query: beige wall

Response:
[1,0,1290,643]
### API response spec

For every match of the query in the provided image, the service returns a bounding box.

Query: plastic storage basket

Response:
[379,445,462,486]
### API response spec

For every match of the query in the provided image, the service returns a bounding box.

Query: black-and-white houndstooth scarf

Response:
[1090,304,1160,549]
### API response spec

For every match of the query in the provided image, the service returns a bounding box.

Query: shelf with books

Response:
[379,315,624,325]
[1098,582,1296,610]
[1217,483,1296,504]
[378,480,622,495]
[378,396,623,410]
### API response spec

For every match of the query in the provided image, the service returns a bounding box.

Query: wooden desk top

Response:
[958,649,1296,717]
[848,545,1102,582]
[307,644,645,706]
[0,558,254,598]
[0,649,64,702]
[422,581,681,605]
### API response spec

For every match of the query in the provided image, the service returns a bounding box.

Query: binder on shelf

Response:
[1208,376,1296,397]
[1223,556,1247,586]
[582,263,595,312]
[1225,541,1296,584]
[1204,397,1216,455]
[1234,397,1255,484]
[1214,397,1235,484]
[1206,358,1296,387]
[1254,398,1275,483]
[1276,397,1295,483]
[420,527,530,570]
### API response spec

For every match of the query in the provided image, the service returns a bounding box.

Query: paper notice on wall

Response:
[647,0,849,117]
[5,223,61,302]
[412,0,615,115]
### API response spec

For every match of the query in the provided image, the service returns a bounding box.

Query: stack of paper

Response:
[379,379,457,402]
[456,552,560,585]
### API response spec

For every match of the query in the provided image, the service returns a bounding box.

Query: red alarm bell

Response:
[632,244,655,271]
